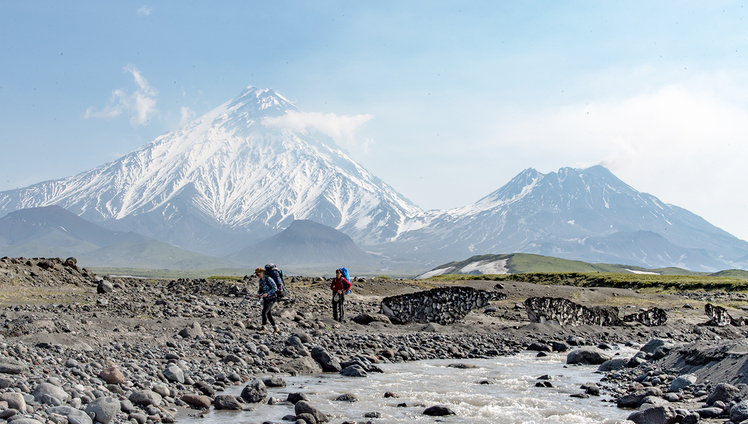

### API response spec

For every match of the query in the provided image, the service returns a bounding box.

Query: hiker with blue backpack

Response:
[330,267,352,322]
[254,266,280,333]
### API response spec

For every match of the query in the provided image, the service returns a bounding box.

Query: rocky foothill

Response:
[2,256,748,424]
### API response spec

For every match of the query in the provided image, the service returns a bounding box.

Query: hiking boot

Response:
[258,326,267,334]
[273,325,280,333]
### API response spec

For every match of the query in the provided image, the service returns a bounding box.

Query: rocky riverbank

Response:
[2,256,748,424]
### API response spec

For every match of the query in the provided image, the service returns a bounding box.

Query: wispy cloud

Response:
[85,64,159,126]
[179,106,196,127]
[262,111,374,152]
[137,5,151,16]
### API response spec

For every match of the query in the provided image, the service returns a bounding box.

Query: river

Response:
[180,347,635,423]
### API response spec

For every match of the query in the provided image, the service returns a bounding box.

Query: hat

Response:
[254,267,264,274]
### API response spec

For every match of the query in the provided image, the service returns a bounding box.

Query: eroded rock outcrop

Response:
[623,308,668,326]
[523,297,624,326]
[380,287,505,325]
[705,303,746,326]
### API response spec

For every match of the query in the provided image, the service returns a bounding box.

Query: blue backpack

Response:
[340,267,351,295]
[265,263,285,298]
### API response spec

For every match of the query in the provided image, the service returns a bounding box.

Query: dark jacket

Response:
[258,276,278,297]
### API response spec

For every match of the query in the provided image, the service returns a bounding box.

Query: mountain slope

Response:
[384,166,748,272]
[230,219,375,268]
[0,206,235,269]
[0,87,420,256]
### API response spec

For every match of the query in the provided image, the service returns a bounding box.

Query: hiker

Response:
[330,268,352,322]
[254,267,280,333]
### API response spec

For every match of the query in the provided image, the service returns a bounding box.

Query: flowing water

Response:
[181,348,635,424]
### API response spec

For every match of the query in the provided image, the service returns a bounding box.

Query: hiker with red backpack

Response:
[330,267,352,322]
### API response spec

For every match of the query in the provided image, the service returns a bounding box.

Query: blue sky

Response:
[2,1,748,240]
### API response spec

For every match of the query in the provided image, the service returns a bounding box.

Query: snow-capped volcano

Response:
[0,86,421,255]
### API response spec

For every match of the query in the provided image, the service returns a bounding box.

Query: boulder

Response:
[33,382,70,403]
[240,379,267,403]
[84,397,120,424]
[668,374,697,392]
[99,366,125,384]
[380,286,503,325]
[627,406,678,424]
[128,390,162,407]
[163,364,184,383]
[598,358,627,372]
[0,392,26,411]
[0,357,29,374]
[340,365,368,377]
[294,400,328,423]
[213,395,242,410]
[730,399,748,423]
[706,383,740,405]
[524,297,623,326]
[311,347,342,372]
[46,406,94,424]
[178,321,204,339]
[567,347,612,365]
[180,394,211,409]
[423,405,456,416]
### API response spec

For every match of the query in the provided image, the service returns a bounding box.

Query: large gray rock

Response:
[213,395,242,410]
[730,399,748,423]
[85,397,120,424]
[163,364,184,383]
[0,357,29,374]
[178,321,204,339]
[33,382,70,403]
[567,347,612,365]
[46,406,94,424]
[617,388,664,409]
[640,339,672,354]
[128,390,162,406]
[311,347,342,372]
[340,365,368,377]
[668,374,697,392]
[706,383,740,405]
[294,400,328,423]
[240,379,267,403]
[627,405,677,424]
[597,358,627,372]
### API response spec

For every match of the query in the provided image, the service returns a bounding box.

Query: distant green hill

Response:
[420,253,715,278]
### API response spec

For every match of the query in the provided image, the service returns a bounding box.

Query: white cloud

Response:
[137,6,151,16]
[262,111,373,152]
[85,64,159,126]
[490,82,748,240]
[179,106,196,127]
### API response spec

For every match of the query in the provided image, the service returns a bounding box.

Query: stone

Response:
[287,393,309,404]
[730,399,748,423]
[180,394,211,409]
[622,308,668,326]
[129,390,162,407]
[240,379,267,403]
[668,374,697,392]
[163,364,184,383]
[279,356,323,374]
[99,366,125,385]
[311,346,342,372]
[340,365,368,377]
[0,392,26,411]
[46,406,94,424]
[213,395,242,410]
[84,397,120,424]
[597,358,627,372]
[0,357,29,374]
[567,347,612,365]
[706,383,740,405]
[263,377,287,388]
[423,405,456,416]
[627,405,677,424]
[617,388,664,409]
[351,313,391,325]
[33,382,70,403]
[97,280,113,294]
[294,400,328,423]
[178,321,204,339]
